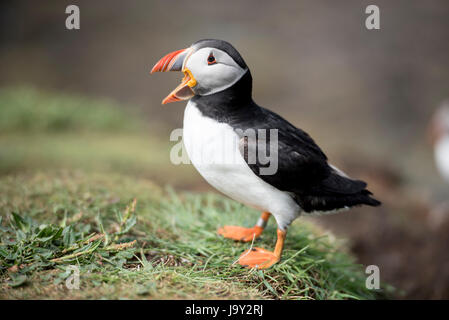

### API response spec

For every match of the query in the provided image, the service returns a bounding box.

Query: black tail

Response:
[296,171,381,213]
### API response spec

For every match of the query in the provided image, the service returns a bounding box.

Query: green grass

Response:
[0,132,197,186]
[0,172,380,300]
[0,86,143,133]
[0,87,198,187]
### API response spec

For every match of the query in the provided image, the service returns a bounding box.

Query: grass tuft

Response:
[0,172,383,300]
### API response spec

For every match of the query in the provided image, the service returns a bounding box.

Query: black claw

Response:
[251,248,257,252]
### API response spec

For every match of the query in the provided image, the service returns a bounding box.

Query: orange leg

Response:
[217,212,270,242]
[238,228,286,269]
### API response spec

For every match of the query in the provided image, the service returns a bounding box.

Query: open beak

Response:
[150,48,196,104]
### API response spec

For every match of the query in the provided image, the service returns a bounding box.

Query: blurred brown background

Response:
[1,0,449,298]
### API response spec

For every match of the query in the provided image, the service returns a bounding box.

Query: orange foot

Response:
[217,225,263,242]
[238,247,280,269]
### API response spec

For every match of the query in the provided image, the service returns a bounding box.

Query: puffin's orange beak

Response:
[151,48,196,104]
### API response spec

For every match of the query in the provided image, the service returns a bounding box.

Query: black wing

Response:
[236,105,380,212]
[237,106,330,191]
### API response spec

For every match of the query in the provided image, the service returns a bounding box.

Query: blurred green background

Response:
[1,0,449,299]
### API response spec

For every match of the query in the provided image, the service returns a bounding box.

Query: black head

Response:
[191,39,248,70]
[151,39,251,103]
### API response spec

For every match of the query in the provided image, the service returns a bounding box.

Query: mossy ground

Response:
[0,171,379,299]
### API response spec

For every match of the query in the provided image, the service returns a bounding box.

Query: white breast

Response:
[435,135,449,183]
[182,101,301,229]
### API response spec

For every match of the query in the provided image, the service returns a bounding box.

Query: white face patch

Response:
[184,47,247,96]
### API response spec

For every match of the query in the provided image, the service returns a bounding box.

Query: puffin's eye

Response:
[207,53,216,65]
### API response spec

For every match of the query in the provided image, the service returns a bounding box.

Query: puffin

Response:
[429,102,449,183]
[151,39,381,269]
